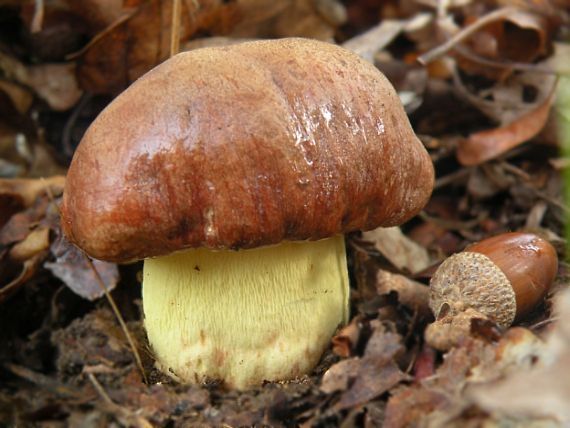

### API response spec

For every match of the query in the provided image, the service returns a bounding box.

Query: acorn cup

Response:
[425,232,558,351]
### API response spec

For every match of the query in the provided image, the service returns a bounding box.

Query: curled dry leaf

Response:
[0,51,82,111]
[9,226,50,262]
[0,176,65,228]
[456,9,552,80]
[25,63,83,111]
[457,85,556,165]
[0,251,46,304]
[323,322,408,411]
[375,269,431,318]
[45,233,119,301]
[78,0,345,94]
[332,316,362,357]
[334,324,408,411]
[341,19,405,63]
[0,81,33,114]
[359,226,431,274]
[467,291,570,423]
[320,358,361,394]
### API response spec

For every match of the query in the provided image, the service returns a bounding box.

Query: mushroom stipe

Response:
[144,236,349,389]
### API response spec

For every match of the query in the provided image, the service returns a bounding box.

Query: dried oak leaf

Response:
[457,84,556,165]
[375,269,430,318]
[45,232,119,301]
[323,322,409,411]
[467,291,570,423]
[0,176,65,228]
[457,9,552,80]
[359,226,431,274]
[0,51,82,111]
[78,0,345,94]
[76,0,240,94]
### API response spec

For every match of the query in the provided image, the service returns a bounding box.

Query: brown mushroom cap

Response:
[61,38,434,262]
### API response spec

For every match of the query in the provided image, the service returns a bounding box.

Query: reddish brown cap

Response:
[61,38,434,262]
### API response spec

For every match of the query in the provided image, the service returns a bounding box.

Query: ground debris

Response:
[0,0,568,425]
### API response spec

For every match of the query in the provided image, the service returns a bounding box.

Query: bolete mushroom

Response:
[61,38,434,389]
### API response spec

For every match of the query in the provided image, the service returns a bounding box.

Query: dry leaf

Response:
[77,0,346,94]
[320,358,361,394]
[0,176,65,228]
[457,85,556,165]
[331,317,362,358]
[0,51,82,111]
[468,291,570,423]
[334,324,408,410]
[0,251,46,303]
[359,226,431,274]
[9,226,50,262]
[45,233,119,301]
[0,81,33,114]
[375,269,431,318]
[342,19,405,63]
[457,9,552,80]
[26,63,82,111]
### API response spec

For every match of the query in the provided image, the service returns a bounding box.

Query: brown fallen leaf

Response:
[320,358,361,394]
[0,80,33,114]
[375,269,431,318]
[0,51,82,111]
[457,84,556,166]
[44,233,119,301]
[9,226,50,262]
[0,251,46,303]
[77,0,345,94]
[359,226,431,274]
[26,63,83,111]
[384,385,447,428]
[0,176,65,228]
[76,0,239,94]
[330,323,409,411]
[331,316,363,358]
[456,9,552,80]
[467,291,570,423]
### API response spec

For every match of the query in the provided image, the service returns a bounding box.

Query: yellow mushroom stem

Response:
[142,235,349,389]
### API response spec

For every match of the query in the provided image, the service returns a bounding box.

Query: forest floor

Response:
[1,0,569,426]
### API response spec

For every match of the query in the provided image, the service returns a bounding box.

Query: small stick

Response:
[85,257,149,384]
[170,0,182,57]
[417,7,519,65]
[87,373,114,405]
[31,0,44,33]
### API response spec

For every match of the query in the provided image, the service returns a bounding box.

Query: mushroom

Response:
[61,38,434,389]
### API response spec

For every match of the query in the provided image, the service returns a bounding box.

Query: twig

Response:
[452,44,556,75]
[85,256,149,384]
[170,0,182,57]
[31,0,44,33]
[434,168,471,190]
[62,93,92,158]
[66,10,137,60]
[417,7,520,65]
[88,373,153,428]
[87,373,114,405]
[43,183,148,384]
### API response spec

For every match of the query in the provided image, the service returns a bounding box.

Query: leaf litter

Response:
[0,0,569,426]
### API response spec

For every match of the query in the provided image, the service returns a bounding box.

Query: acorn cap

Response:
[61,38,434,263]
[429,251,517,328]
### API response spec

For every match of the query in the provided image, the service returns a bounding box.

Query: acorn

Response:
[425,232,558,351]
